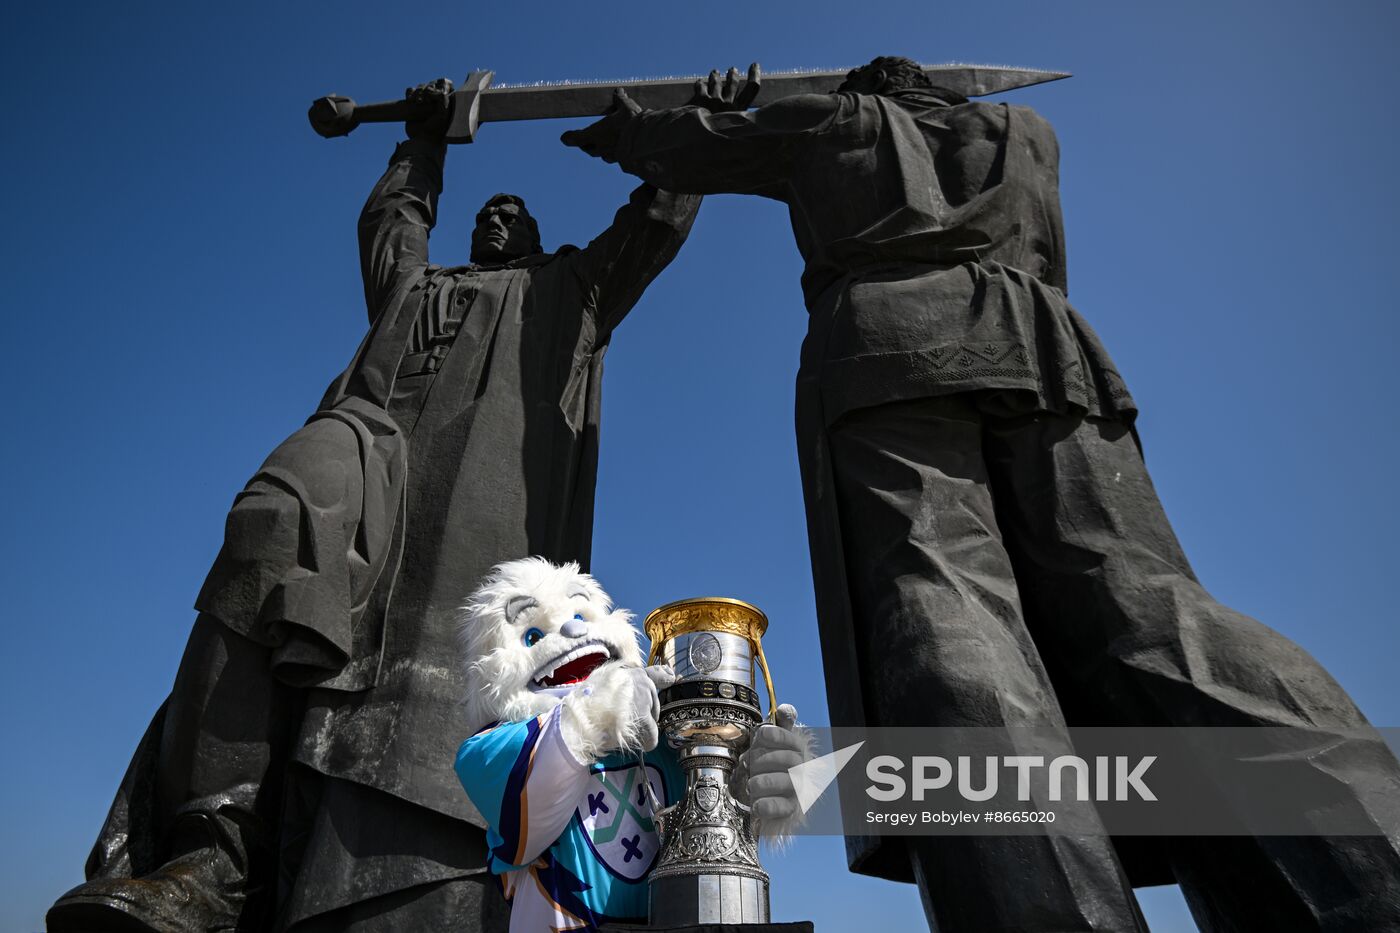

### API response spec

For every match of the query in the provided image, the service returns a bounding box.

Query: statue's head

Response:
[838,56,936,96]
[458,557,645,731]
[470,193,543,264]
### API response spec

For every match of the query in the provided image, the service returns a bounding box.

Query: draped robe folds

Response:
[610,90,1137,881]
[93,137,699,927]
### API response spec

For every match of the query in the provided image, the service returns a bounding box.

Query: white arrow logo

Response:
[788,741,865,813]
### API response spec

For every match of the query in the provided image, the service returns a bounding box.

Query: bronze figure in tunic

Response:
[563,57,1400,932]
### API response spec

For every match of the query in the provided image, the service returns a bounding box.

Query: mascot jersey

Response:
[456,705,684,931]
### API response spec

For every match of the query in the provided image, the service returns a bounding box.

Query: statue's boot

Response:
[47,802,257,932]
[48,616,292,932]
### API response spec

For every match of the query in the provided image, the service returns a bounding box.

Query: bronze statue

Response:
[48,78,700,933]
[563,56,1400,931]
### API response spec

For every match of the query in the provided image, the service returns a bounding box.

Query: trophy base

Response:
[648,869,769,927]
[596,918,817,924]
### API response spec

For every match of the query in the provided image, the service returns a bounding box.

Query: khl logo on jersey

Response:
[577,762,665,880]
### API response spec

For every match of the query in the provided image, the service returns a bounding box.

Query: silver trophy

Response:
[643,597,779,926]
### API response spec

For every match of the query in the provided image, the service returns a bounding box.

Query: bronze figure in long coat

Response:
[50,82,699,932]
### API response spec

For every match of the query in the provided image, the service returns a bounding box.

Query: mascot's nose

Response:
[560,615,588,639]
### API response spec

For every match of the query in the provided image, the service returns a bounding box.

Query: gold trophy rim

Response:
[643,596,777,717]
[643,596,769,639]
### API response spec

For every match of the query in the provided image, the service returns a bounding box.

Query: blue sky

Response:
[3,1,1398,930]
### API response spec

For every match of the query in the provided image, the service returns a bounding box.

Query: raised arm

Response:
[563,90,845,198]
[569,183,701,344]
[357,79,453,322]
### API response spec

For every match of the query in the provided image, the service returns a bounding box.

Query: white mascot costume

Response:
[454,558,807,932]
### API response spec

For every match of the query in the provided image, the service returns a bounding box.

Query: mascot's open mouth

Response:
[531,639,615,689]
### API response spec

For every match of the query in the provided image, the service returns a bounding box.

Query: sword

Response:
[307,63,1069,144]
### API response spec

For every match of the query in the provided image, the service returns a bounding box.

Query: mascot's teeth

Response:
[533,641,613,687]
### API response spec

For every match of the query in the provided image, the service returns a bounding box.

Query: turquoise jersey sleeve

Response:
[456,706,593,871]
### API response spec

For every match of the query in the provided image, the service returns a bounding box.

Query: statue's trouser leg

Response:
[50,614,294,931]
[159,612,295,891]
[981,411,1400,932]
[827,396,1148,933]
[275,773,505,932]
[285,874,510,932]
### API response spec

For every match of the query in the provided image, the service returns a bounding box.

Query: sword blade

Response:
[477,64,1069,124]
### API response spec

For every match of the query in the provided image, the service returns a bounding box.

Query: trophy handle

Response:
[751,638,779,722]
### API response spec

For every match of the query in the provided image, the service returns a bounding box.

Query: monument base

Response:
[596,918,817,924]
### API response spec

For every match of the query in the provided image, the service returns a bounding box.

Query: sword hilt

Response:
[308,71,496,144]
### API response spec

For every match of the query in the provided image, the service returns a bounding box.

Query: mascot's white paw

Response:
[736,703,814,848]
[561,664,676,763]
[458,557,674,763]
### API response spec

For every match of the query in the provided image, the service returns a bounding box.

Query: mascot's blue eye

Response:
[523,627,544,647]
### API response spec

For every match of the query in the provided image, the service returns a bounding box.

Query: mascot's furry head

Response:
[459,557,645,732]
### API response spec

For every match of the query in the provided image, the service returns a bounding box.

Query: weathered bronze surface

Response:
[564,54,1400,933]
[47,79,699,933]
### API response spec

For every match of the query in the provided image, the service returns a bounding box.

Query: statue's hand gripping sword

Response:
[307,63,1068,144]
